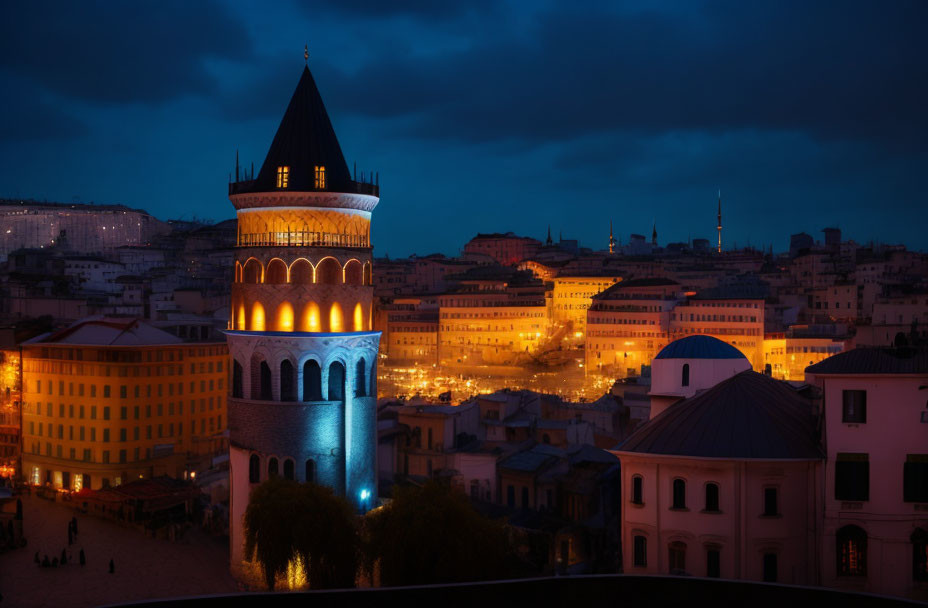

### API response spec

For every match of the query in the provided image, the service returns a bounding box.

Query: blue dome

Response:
[654,335,746,360]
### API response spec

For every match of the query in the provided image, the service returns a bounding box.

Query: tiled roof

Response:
[616,371,822,459]
[30,317,182,346]
[654,335,746,360]
[806,347,928,375]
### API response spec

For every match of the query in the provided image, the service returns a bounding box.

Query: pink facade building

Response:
[806,349,928,600]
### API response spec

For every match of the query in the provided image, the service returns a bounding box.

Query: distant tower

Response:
[546,225,553,246]
[609,220,616,254]
[651,222,657,246]
[226,60,381,574]
[717,190,722,253]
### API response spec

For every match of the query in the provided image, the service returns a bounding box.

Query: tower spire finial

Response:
[717,189,723,254]
[304,44,309,63]
[609,220,615,254]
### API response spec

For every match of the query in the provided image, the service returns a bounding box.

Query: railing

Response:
[229,179,379,197]
[237,231,370,248]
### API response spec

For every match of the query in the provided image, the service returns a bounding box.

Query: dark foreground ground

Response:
[111,574,924,608]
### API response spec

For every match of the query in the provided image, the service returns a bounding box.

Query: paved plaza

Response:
[0,493,239,607]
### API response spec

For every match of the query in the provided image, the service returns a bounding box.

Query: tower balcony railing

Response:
[229,179,379,197]
[237,231,370,248]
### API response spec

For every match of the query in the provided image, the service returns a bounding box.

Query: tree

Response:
[364,481,516,586]
[243,478,359,590]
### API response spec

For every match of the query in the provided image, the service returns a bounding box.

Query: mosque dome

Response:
[654,335,747,361]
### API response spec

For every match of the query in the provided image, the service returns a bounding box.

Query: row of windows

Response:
[232,357,373,402]
[630,476,780,515]
[31,379,223,400]
[249,453,316,484]
[27,346,223,363]
[27,396,223,420]
[25,361,220,378]
[27,416,222,445]
[834,454,928,503]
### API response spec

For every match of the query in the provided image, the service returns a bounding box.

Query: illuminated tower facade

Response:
[225,63,381,572]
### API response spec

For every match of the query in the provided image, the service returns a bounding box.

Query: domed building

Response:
[649,335,752,419]
[614,369,824,584]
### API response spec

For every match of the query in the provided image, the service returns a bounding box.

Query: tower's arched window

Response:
[283,458,294,480]
[682,363,690,387]
[303,360,322,401]
[266,258,287,284]
[276,166,289,188]
[328,361,345,401]
[305,459,316,484]
[290,259,313,284]
[250,354,268,400]
[314,165,325,189]
[232,360,243,399]
[248,454,260,483]
[243,259,263,284]
[259,361,272,401]
[356,358,366,397]
[837,525,867,577]
[316,257,341,285]
[344,260,363,285]
[280,360,295,402]
[268,457,279,478]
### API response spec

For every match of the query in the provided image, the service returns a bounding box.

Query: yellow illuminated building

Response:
[21,318,227,490]
[763,333,845,380]
[551,274,622,335]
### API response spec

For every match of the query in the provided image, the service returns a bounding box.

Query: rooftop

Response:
[27,317,185,347]
[616,371,822,459]
[805,347,928,375]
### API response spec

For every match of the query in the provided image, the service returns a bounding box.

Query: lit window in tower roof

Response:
[276,166,290,189]
[315,165,325,189]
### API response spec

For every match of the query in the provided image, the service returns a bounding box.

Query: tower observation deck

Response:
[225,63,381,575]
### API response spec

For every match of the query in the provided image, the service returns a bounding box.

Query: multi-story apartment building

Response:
[763,332,845,381]
[550,273,623,335]
[21,317,227,491]
[586,278,681,375]
[438,270,548,367]
[463,232,542,266]
[806,349,928,600]
[669,295,765,371]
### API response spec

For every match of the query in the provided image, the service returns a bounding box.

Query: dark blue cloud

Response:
[0,0,252,104]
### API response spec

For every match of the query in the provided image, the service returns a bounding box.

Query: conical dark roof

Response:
[616,371,823,459]
[251,65,353,193]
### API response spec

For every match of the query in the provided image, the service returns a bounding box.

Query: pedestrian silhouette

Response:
[109,558,114,574]
[79,548,86,566]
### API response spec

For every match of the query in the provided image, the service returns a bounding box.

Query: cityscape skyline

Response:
[1,1,926,257]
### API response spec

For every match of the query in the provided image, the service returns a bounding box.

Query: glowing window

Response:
[314,165,325,189]
[276,166,290,188]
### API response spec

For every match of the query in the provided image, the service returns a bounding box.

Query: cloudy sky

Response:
[1,0,925,256]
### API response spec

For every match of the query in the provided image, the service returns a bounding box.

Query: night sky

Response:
[1,1,926,257]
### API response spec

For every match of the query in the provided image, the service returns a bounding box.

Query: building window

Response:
[633,535,647,567]
[305,459,315,483]
[249,454,260,483]
[268,457,279,478]
[276,166,289,188]
[314,165,325,189]
[632,475,643,505]
[842,389,866,423]
[668,541,686,575]
[837,525,867,577]
[681,363,690,387]
[507,485,515,508]
[280,360,295,402]
[355,358,367,397]
[835,453,869,501]
[705,483,719,512]
[763,487,778,516]
[763,552,778,582]
[303,360,322,401]
[672,479,686,510]
[706,548,721,578]
[913,528,928,582]
[328,361,345,401]
[232,360,243,399]
[903,455,928,503]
